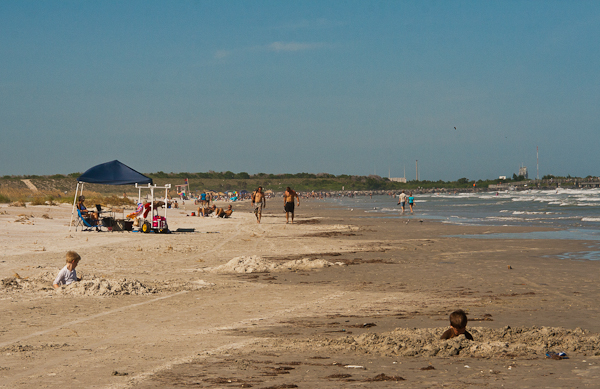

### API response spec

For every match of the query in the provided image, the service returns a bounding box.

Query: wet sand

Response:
[1,199,600,388]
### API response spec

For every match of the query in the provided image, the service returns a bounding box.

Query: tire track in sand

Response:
[104,290,348,389]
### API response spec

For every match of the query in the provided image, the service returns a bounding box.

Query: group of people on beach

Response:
[67,188,477,345]
[195,191,236,218]
[193,186,301,224]
[251,186,300,224]
[397,190,415,213]
[196,204,233,218]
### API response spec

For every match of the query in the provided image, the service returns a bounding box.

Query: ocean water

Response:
[324,188,600,259]
[324,188,600,237]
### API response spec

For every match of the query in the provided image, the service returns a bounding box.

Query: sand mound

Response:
[275,326,600,359]
[55,278,158,296]
[0,272,214,297]
[1,272,55,292]
[203,255,338,274]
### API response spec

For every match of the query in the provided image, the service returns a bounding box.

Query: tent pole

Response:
[152,186,155,227]
[69,182,82,231]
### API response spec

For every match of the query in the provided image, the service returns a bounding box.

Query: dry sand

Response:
[1,199,600,388]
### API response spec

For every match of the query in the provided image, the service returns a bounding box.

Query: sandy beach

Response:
[1,198,600,388]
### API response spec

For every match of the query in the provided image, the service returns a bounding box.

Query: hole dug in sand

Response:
[0,271,214,297]
[274,326,600,359]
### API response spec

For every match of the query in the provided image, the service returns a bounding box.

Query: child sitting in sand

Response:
[440,309,473,340]
[53,251,82,288]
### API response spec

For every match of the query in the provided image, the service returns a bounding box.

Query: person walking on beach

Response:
[397,190,407,213]
[252,187,266,224]
[283,187,300,224]
[408,192,415,213]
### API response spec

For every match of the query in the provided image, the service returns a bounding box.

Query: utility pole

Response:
[536,146,539,180]
[415,160,418,181]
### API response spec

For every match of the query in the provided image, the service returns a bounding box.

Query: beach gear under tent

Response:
[134,183,171,233]
[69,160,153,230]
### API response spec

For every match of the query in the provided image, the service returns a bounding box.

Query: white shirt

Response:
[53,265,77,286]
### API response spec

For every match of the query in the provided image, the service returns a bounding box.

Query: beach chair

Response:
[75,209,101,231]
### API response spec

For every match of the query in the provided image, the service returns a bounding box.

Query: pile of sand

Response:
[275,326,600,359]
[1,272,55,292]
[55,278,158,296]
[0,272,214,297]
[202,255,339,274]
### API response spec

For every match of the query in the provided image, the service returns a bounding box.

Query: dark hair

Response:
[286,187,291,192]
[449,310,468,329]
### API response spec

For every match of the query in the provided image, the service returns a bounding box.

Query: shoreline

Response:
[1,200,599,387]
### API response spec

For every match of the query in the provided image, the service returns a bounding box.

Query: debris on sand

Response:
[365,373,405,382]
[274,326,600,359]
[202,255,340,274]
[294,219,321,225]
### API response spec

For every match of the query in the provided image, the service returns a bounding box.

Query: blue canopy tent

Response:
[69,160,153,230]
[77,160,152,185]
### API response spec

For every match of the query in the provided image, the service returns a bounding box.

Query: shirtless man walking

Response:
[283,187,300,224]
[252,187,266,224]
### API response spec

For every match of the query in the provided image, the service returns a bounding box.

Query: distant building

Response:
[519,166,528,179]
[389,177,407,183]
[499,176,507,180]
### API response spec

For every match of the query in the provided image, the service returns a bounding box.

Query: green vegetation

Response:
[0,171,593,201]
[31,196,50,206]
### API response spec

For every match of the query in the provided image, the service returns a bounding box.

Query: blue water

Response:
[324,188,600,242]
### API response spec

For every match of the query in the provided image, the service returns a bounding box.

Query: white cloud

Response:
[275,18,346,30]
[214,50,230,59]
[214,41,326,61]
[266,41,325,52]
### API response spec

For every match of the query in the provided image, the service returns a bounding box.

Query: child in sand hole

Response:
[440,309,473,340]
[53,251,82,288]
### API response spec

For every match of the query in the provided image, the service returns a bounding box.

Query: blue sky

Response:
[1,1,599,180]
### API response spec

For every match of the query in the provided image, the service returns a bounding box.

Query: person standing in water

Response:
[397,190,407,213]
[408,192,415,213]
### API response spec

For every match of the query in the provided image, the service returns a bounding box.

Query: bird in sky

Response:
[454,127,457,130]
